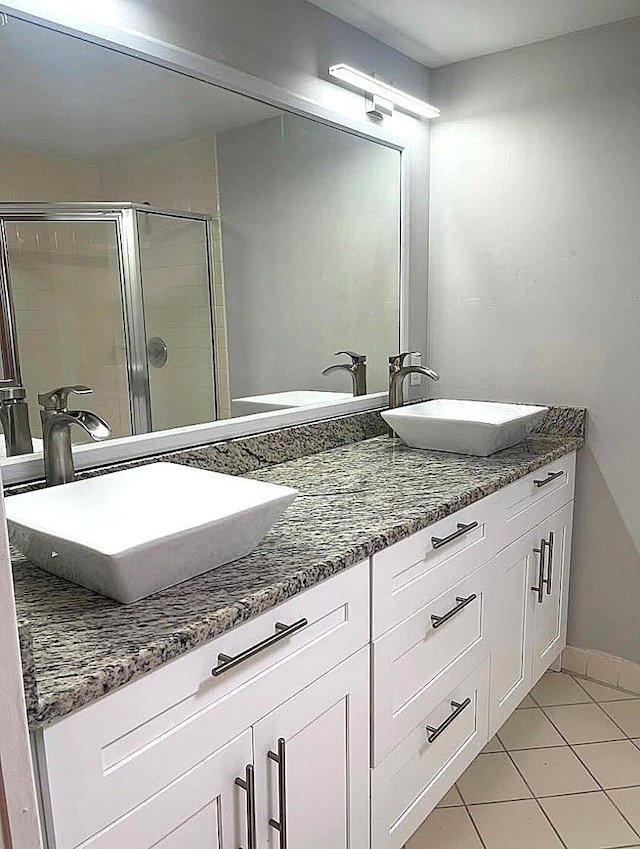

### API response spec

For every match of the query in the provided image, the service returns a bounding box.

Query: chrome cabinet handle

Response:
[532,539,548,604]
[211,619,308,677]
[431,594,478,629]
[235,765,256,849]
[268,738,288,849]
[545,531,555,595]
[432,521,479,550]
[533,470,564,488]
[426,698,472,743]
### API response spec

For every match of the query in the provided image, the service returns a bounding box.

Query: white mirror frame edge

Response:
[0,2,411,485]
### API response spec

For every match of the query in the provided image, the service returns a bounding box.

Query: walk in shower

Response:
[0,203,228,443]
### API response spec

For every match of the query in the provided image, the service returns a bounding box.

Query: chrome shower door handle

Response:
[268,738,288,849]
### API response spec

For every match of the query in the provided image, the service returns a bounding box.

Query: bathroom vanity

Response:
[12,411,583,849]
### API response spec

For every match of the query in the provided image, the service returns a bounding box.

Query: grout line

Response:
[503,744,570,848]
[605,789,640,842]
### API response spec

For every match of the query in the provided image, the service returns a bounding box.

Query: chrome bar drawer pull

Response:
[532,539,547,604]
[545,531,555,594]
[235,764,257,849]
[431,594,478,629]
[431,521,479,550]
[268,738,288,849]
[533,470,564,488]
[426,698,472,743]
[211,619,308,677]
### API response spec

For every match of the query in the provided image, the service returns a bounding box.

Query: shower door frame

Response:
[0,202,220,435]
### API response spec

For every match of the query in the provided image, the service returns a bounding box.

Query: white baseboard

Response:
[562,646,640,694]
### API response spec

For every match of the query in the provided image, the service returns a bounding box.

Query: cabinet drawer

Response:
[497,452,576,547]
[371,657,489,849]
[372,561,492,765]
[36,560,369,849]
[372,498,499,639]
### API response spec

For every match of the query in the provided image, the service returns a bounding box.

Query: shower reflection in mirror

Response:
[0,15,401,457]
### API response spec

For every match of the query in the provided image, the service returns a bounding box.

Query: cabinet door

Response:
[531,501,574,682]
[488,530,536,736]
[253,647,370,849]
[80,730,252,849]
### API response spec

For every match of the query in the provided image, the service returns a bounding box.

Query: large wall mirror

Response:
[0,15,402,467]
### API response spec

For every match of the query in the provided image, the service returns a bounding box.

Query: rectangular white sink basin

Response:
[232,390,352,416]
[382,400,548,456]
[6,463,298,603]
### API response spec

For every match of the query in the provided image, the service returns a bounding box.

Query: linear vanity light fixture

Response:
[328,63,440,120]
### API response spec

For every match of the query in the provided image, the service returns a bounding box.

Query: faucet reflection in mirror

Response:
[322,351,368,396]
[39,385,110,486]
[0,384,33,456]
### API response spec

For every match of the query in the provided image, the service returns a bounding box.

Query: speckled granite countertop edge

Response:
[20,431,583,727]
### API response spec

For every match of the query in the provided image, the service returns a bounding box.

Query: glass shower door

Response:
[137,211,218,431]
[1,218,132,441]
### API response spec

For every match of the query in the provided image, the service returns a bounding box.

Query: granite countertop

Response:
[12,408,585,728]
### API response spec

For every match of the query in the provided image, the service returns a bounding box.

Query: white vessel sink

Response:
[382,400,548,456]
[232,390,352,416]
[6,463,298,603]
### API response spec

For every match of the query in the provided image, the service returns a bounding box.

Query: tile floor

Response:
[406,672,640,849]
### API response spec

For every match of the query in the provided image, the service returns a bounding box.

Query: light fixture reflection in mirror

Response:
[0,15,402,464]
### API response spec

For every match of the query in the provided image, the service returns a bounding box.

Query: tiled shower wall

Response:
[0,138,231,432]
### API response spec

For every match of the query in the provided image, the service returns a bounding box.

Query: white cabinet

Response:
[531,501,573,683]
[33,454,578,849]
[254,648,370,849]
[489,501,574,735]
[78,730,252,849]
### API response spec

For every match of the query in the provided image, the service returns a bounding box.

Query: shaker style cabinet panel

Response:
[489,501,575,735]
[253,647,370,849]
[530,501,574,683]
[77,730,252,849]
[488,529,537,734]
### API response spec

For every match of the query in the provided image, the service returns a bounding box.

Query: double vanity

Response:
[9,404,585,849]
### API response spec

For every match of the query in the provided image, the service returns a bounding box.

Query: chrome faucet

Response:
[38,385,111,486]
[0,385,34,456]
[388,351,439,412]
[322,351,367,396]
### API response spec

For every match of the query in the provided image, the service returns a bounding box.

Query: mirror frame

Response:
[0,1,410,485]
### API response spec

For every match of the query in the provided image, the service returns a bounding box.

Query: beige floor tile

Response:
[574,740,640,789]
[436,785,464,808]
[540,791,639,849]
[482,735,504,753]
[406,807,483,849]
[601,700,640,738]
[497,708,566,750]
[518,694,537,709]
[511,745,599,797]
[469,799,564,849]
[544,704,626,745]
[608,786,640,833]
[531,672,592,706]
[457,752,532,804]
[578,678,638,703]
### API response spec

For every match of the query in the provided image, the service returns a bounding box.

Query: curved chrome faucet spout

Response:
[389,365,440,411]
[39,386,111,486]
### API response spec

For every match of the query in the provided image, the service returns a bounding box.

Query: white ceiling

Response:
[309,0,640,66]
[0,18,279,159]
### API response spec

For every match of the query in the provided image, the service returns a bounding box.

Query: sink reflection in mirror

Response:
[0,16,401,466]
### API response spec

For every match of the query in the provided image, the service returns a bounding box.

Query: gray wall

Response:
[217,114,400,400]
[429,19,640,662]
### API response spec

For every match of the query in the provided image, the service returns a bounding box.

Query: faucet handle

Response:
[389,351,421,369]
[335,350,366,364]
[38,385,93,411]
